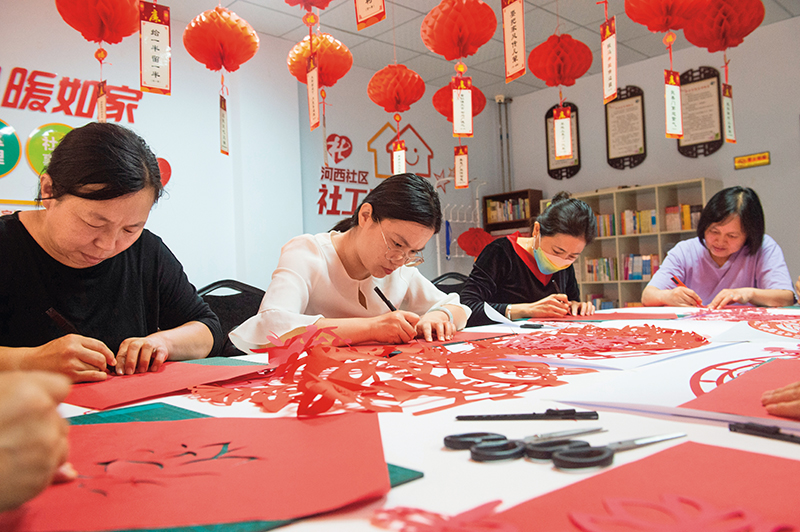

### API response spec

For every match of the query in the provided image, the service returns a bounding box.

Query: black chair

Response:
[431,272,469,295]
[198,279,265,357]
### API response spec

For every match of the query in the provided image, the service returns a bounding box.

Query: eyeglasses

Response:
[379,223,424,267]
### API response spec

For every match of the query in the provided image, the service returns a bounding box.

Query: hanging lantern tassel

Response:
[662,32,683,140]
[392,113,406,175]
[454,145,469,189]
[599,9,618,104]
[721,56,736,143]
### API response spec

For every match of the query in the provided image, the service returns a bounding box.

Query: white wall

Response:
[0,0,304,290]
[508,16,800,279]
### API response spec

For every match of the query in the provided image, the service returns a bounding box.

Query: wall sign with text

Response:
[545,102,580,180]
[605,85,646,170]
[678,66,723,159]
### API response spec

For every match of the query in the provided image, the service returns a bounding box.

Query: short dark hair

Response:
[331,173,442,233]
[536,191,596,244]
[697,186,764,255]
[41,122,163,202]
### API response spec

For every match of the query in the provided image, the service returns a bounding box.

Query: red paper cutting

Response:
[469,325,709,360]
[534,311,679,322]
[372,500,516,532]
[0,415,389,532]
[686,306,800,322]
[492,442,800,530]
[66,361,270,410]
[688,348,800,396]
[680,358,800,421]
[748,320,800,339]
[192,327,594,417]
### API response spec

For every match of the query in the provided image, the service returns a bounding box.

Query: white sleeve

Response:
[399,268,472,328]
[230,235,326,351]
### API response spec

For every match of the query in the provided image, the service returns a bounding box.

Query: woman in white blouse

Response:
[231,173,470,350]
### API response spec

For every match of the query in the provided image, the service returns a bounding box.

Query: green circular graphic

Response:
[26,123,73,175]
[0,120,22,179]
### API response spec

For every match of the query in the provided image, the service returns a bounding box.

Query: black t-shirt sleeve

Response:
[154,240,224,357]
[461,240,511,327]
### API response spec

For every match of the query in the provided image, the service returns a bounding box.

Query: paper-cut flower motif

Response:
[683,0,764,53]
[569,494,788,531]
[183,6,260,72]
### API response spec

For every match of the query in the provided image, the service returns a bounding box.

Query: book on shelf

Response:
[621,253,660,281]
[595,213,615,237]
[485,197,531,224]
[619,209,657,235]
[586,293,615,309]
[665,205,681,231]
[664,204,703,231]
[584,257,618,282]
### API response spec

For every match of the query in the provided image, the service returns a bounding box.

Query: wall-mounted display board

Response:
[545,102,580,180]
[678,67,723,158]
[605,86,646,170]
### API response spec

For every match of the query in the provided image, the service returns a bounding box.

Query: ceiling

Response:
[166,0,798,100]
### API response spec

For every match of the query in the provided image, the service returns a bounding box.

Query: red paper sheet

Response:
[680,358,800,421]
[534,311,679,322]
[493,442,800,530]
[66,361,270,410]
[1,414,390,531]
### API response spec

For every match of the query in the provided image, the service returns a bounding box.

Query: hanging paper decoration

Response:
[139,1,171,96]
[55,0,139,46]
[420,0,497,61]
[528,34,593,88]
[624,0,701,33]
[287,33,353,88]
[285,0,334,9]
[501,0,526,83]
[683,0,764,144]
[183,6,259,72]
[458,227,494,258]
[598,0,618,104]
[432,84,486,122]
[355,0,386,30]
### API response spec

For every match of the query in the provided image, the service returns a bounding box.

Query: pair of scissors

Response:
[528,432,687,469]
[444,427,606,462]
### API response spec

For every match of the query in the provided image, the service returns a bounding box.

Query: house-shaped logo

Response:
[367,122,434,179]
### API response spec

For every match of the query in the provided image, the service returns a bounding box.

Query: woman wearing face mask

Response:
[460,192,596,327]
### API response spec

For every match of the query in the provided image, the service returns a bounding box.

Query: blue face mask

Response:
[532,237,575,275]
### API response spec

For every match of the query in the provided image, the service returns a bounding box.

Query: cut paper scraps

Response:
[1,414,390,532]
[688,345,800,396]
[681,358,800,422]
[192,326,595,417]
[372,500,516,532]
[533,311,679,322]
[684,306,800,322]
[470,324,709,360]
[748,319,800,339]
[492,442,800,530]
[66,360,270,410]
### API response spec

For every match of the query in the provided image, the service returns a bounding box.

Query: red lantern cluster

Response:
[432,84,487,123]
[683,0,764,53]
[287,33,353,87]
[55,0,139,44]
[420,0,497,61]
[183,6,260,72]
[367,65,426,113]
[528,34,593,87]
[624,0,702,33]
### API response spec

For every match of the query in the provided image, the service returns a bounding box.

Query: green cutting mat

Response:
[68,402,423,532]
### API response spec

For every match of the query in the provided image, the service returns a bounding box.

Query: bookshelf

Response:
[540,178,723,307]
[483,189,543,234]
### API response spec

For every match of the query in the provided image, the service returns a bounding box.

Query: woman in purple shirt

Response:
[642,186,795,309]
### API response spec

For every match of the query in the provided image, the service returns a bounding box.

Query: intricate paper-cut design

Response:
[748,320,800,339]
[569,494,787,532]
[192,326,594,417]
[469,325,709,360]
[688,349,800,396]
[686,307,800,322]
[372,500,517,532]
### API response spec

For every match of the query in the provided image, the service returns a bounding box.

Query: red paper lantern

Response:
[183,6,260,72]
[683,0,764,53]
[287,33,353,87]
[367,65,426,113]
[625,0,702,33]
[432,84,487,122]
[285,0,333,9]
[458,227,494,257]
[528,34,593,87]
[420,0,497,61]
[55,0,139,44]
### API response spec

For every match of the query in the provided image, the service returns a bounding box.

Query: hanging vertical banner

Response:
[452,77,473,137]
[220,95,229,156]
[139,1,171,95]
[96,81,107,123]
[307,53,320,131]
[355,0,386,31]
[722,84,736,144]
[600,16,617,104]
[501,0,525,83]
[664,70,683,139]
[454,146,469,189]
[553,106,573,160]
[392,140,406,175]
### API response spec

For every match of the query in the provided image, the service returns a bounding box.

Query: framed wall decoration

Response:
[545,102,580,180]
[678,66,723,158]
[605,85,646,169]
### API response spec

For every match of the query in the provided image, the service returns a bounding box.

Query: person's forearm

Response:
[443,304,468,330]
[749,289,796,308]
[149,321,215,360]
[641,286,665,306]
[315,317,378,345]
[0,347,28,371]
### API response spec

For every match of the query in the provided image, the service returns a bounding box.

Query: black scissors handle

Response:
[470,440,527,462]
[552,446,615,469]
[444,432,506,450]
[525,439,591,460]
